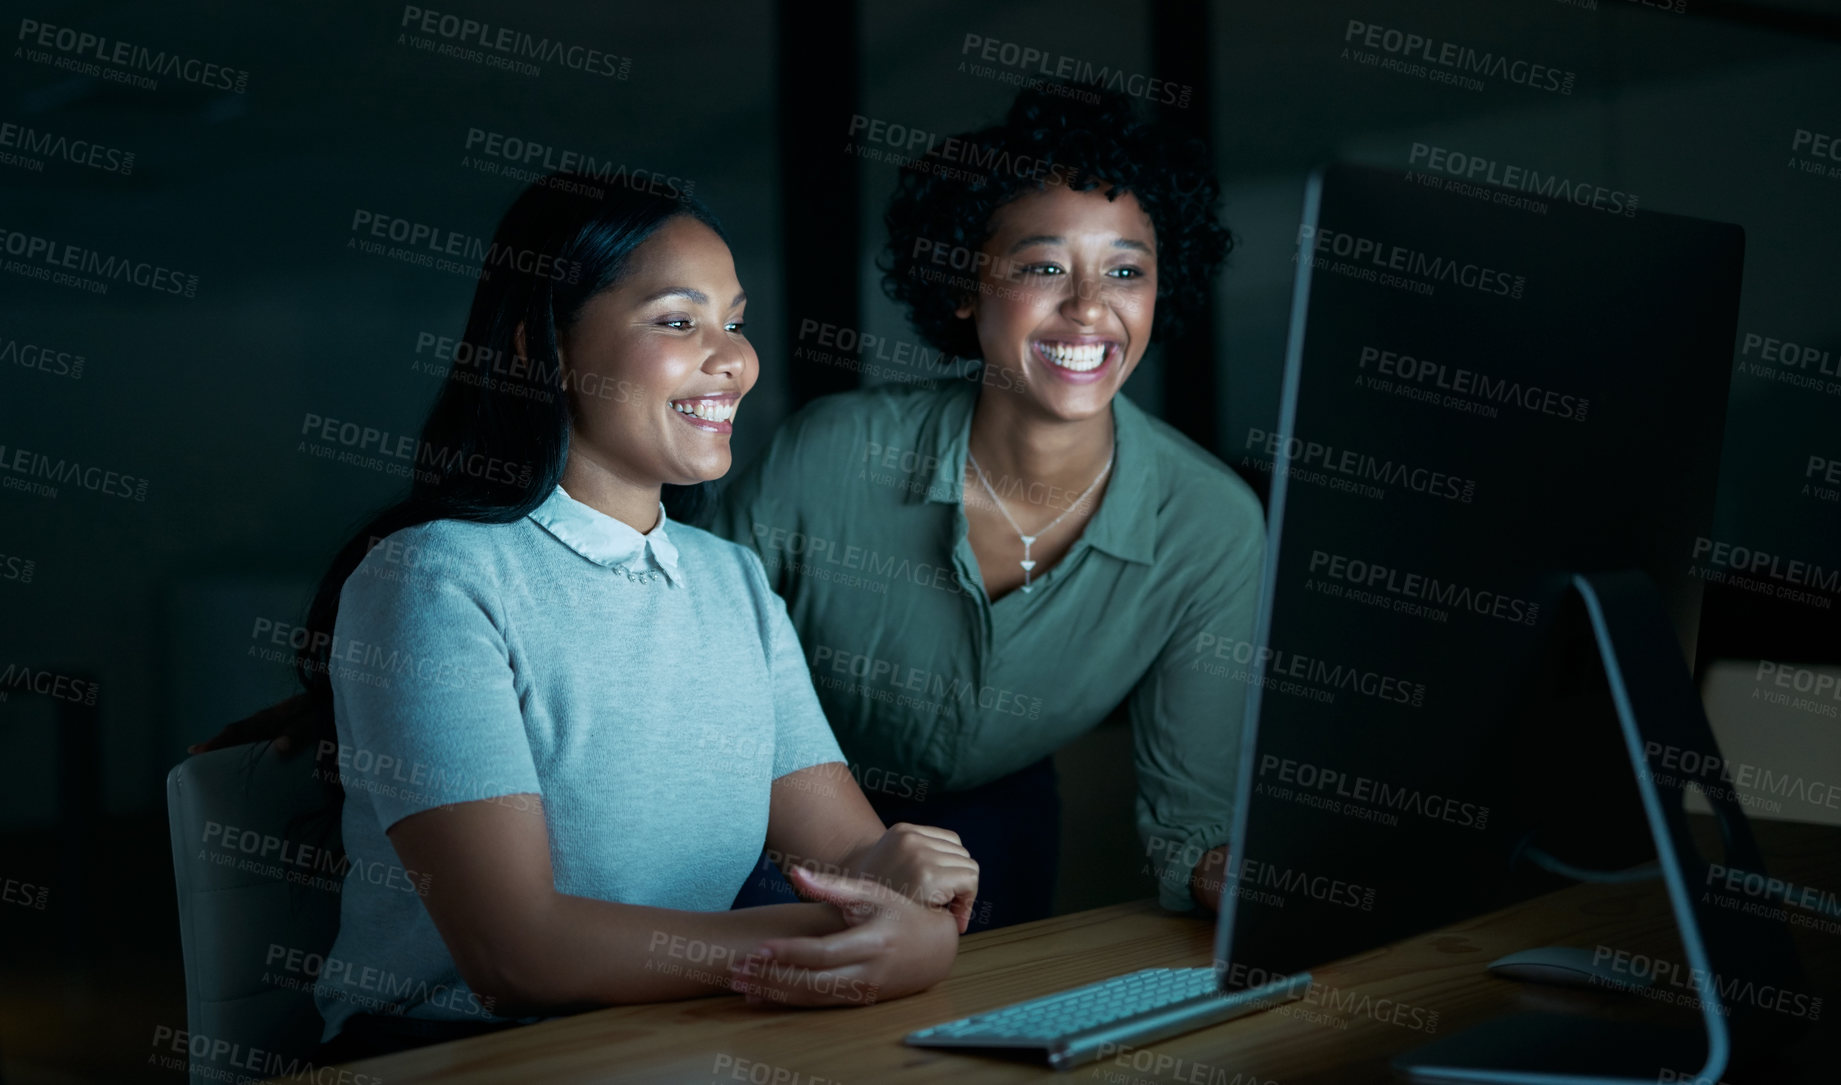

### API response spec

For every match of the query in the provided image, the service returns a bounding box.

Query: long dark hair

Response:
[292,174,725,784]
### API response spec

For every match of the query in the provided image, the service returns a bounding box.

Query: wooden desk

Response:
[322,820,1841,1084]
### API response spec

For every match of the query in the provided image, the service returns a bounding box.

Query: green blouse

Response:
[707,378,1266,910]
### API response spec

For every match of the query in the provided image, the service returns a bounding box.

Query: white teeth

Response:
[1038,342,1108,372]
[671,399,736,422]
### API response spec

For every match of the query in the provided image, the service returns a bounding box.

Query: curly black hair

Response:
[879,82,1232,362]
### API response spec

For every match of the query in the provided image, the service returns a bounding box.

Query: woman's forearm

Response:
[473,897,846,1014]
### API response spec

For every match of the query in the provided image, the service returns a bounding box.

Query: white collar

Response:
[527,485,683,587]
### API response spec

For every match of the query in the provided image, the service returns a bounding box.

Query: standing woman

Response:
[712,85,1262,930]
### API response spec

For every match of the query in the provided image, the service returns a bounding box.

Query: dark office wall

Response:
[0,2,783,818]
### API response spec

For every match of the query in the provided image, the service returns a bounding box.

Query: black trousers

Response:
[730,756,1062,933]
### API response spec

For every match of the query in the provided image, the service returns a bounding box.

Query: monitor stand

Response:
[1392,571,1804,1085]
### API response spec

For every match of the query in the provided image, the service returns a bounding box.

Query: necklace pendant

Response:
[1020,583,1033,593]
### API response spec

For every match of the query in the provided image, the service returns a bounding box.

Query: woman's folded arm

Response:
[385,793,846,1014]
[387,788,961,1015]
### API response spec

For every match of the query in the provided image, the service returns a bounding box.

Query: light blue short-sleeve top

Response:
[312,485,845,1040]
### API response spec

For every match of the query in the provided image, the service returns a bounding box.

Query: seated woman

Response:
[713,85,1262,929]
[243,178,975,1062]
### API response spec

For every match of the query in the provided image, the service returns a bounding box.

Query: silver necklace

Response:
[965,445,1114,594]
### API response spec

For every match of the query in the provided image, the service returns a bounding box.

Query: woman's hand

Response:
[843,823,979,933]
[731,866,959,1007]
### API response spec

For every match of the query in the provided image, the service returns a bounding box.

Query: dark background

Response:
[2,1,1838,1081]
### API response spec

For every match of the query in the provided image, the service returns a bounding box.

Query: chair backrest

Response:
[165,740,343,1085]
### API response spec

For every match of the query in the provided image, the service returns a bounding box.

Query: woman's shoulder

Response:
[1128,406,1263,525]
[666,520,769,582]
[345,516,537,597]
[1115,401,1265,584]
[661,522,787,629]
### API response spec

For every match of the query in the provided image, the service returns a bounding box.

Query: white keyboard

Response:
[906,966,1310,1070]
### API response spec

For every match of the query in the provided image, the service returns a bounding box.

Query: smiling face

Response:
[557,215,758,489]
[956,183,1158,422]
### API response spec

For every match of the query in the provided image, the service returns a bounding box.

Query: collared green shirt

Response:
[707,378,1265,911]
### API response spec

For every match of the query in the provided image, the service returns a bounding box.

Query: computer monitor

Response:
[1210,162,1803,1080]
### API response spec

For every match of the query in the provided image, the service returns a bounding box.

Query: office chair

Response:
[165,732,342,1085]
